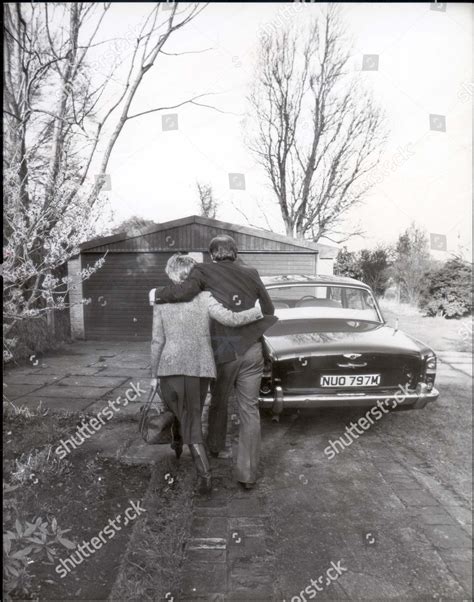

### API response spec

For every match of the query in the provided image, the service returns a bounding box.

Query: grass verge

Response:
[108,455,195,601]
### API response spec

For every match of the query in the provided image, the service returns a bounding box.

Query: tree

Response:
[357,247,391,297]
[334,247,362,280]
[419,257,472,318]
[335,246,391,296]
[3,2,210,360]
[196,181,219,219]
[389,224,432,305]
[247,5,385,243]
[111,216,160,236]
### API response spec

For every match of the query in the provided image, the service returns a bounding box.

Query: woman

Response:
[150,253,263,494]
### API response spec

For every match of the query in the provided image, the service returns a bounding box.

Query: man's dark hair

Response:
[209,235,238,262]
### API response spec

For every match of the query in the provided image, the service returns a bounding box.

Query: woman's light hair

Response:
[165,253,197,284]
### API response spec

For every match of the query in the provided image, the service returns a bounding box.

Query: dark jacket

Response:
[155,259,278,363]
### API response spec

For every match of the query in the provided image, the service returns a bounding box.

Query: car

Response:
[258,274,439,417]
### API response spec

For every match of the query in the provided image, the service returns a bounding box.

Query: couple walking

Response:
[149,235,277,493]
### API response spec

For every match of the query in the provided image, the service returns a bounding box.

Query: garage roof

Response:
[80,215,338,258]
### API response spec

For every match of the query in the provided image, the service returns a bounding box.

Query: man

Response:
[152,235,277,489]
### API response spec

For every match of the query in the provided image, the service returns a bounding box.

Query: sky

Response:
[85,2,472,256]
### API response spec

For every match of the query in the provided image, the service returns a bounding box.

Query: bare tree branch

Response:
[247,6,386,243]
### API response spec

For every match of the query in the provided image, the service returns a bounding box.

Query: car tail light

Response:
[423,354,437,391]
[260,379,273,395]
[262,358,273,379]
[260,357,274,396]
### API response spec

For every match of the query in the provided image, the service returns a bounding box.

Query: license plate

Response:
[320,374,381,387]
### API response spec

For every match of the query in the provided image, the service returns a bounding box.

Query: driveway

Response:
[3,341,472,600]
[257,350,472,600]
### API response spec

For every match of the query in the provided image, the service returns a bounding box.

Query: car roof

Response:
[261,274,371,289]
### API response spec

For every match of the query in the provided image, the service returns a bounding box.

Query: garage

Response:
[67,215,337,340]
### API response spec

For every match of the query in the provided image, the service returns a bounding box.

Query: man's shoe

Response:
[238,481,256,491]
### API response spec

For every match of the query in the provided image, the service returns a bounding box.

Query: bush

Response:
[335,246,391,297]
[419,257,473,318]
[5,308,71,365]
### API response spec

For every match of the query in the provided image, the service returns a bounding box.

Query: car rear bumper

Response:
[259,384,439,411]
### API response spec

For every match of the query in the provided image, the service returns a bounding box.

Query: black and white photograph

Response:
[3,1,472,600]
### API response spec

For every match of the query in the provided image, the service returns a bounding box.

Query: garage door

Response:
[82,252,174,340]
[239,253,317,277]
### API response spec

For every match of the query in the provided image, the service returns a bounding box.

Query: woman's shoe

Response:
[189,443,212,494]
[171,439,183,459]
[197,475,212,495]
[171,420,183,459]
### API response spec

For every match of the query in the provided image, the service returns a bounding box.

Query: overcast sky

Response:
[88,2,472,256]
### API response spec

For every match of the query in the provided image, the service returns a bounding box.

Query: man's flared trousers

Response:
[207,341,265,484]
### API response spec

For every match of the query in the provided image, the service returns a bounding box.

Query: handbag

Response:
[138,381,175,444]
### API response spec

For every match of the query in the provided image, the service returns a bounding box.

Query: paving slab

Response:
[94,367,150,378]
[3,383,46,399]
[30,385,114,399]
[61,366,108,375]
[394,488,441,507]
[104,383,150,404]
[119,436,172,465]
[421,523,472,549]
[58,376,129,388]
[180,562,227,597]
[228,557,276,597]
[185,538,227,563]
[4,374,64,386]
[412,506,459,526]
[445,560,473,595]
[190,516,228,539]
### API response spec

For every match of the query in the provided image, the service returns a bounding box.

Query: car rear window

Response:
[268,285,378,315]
